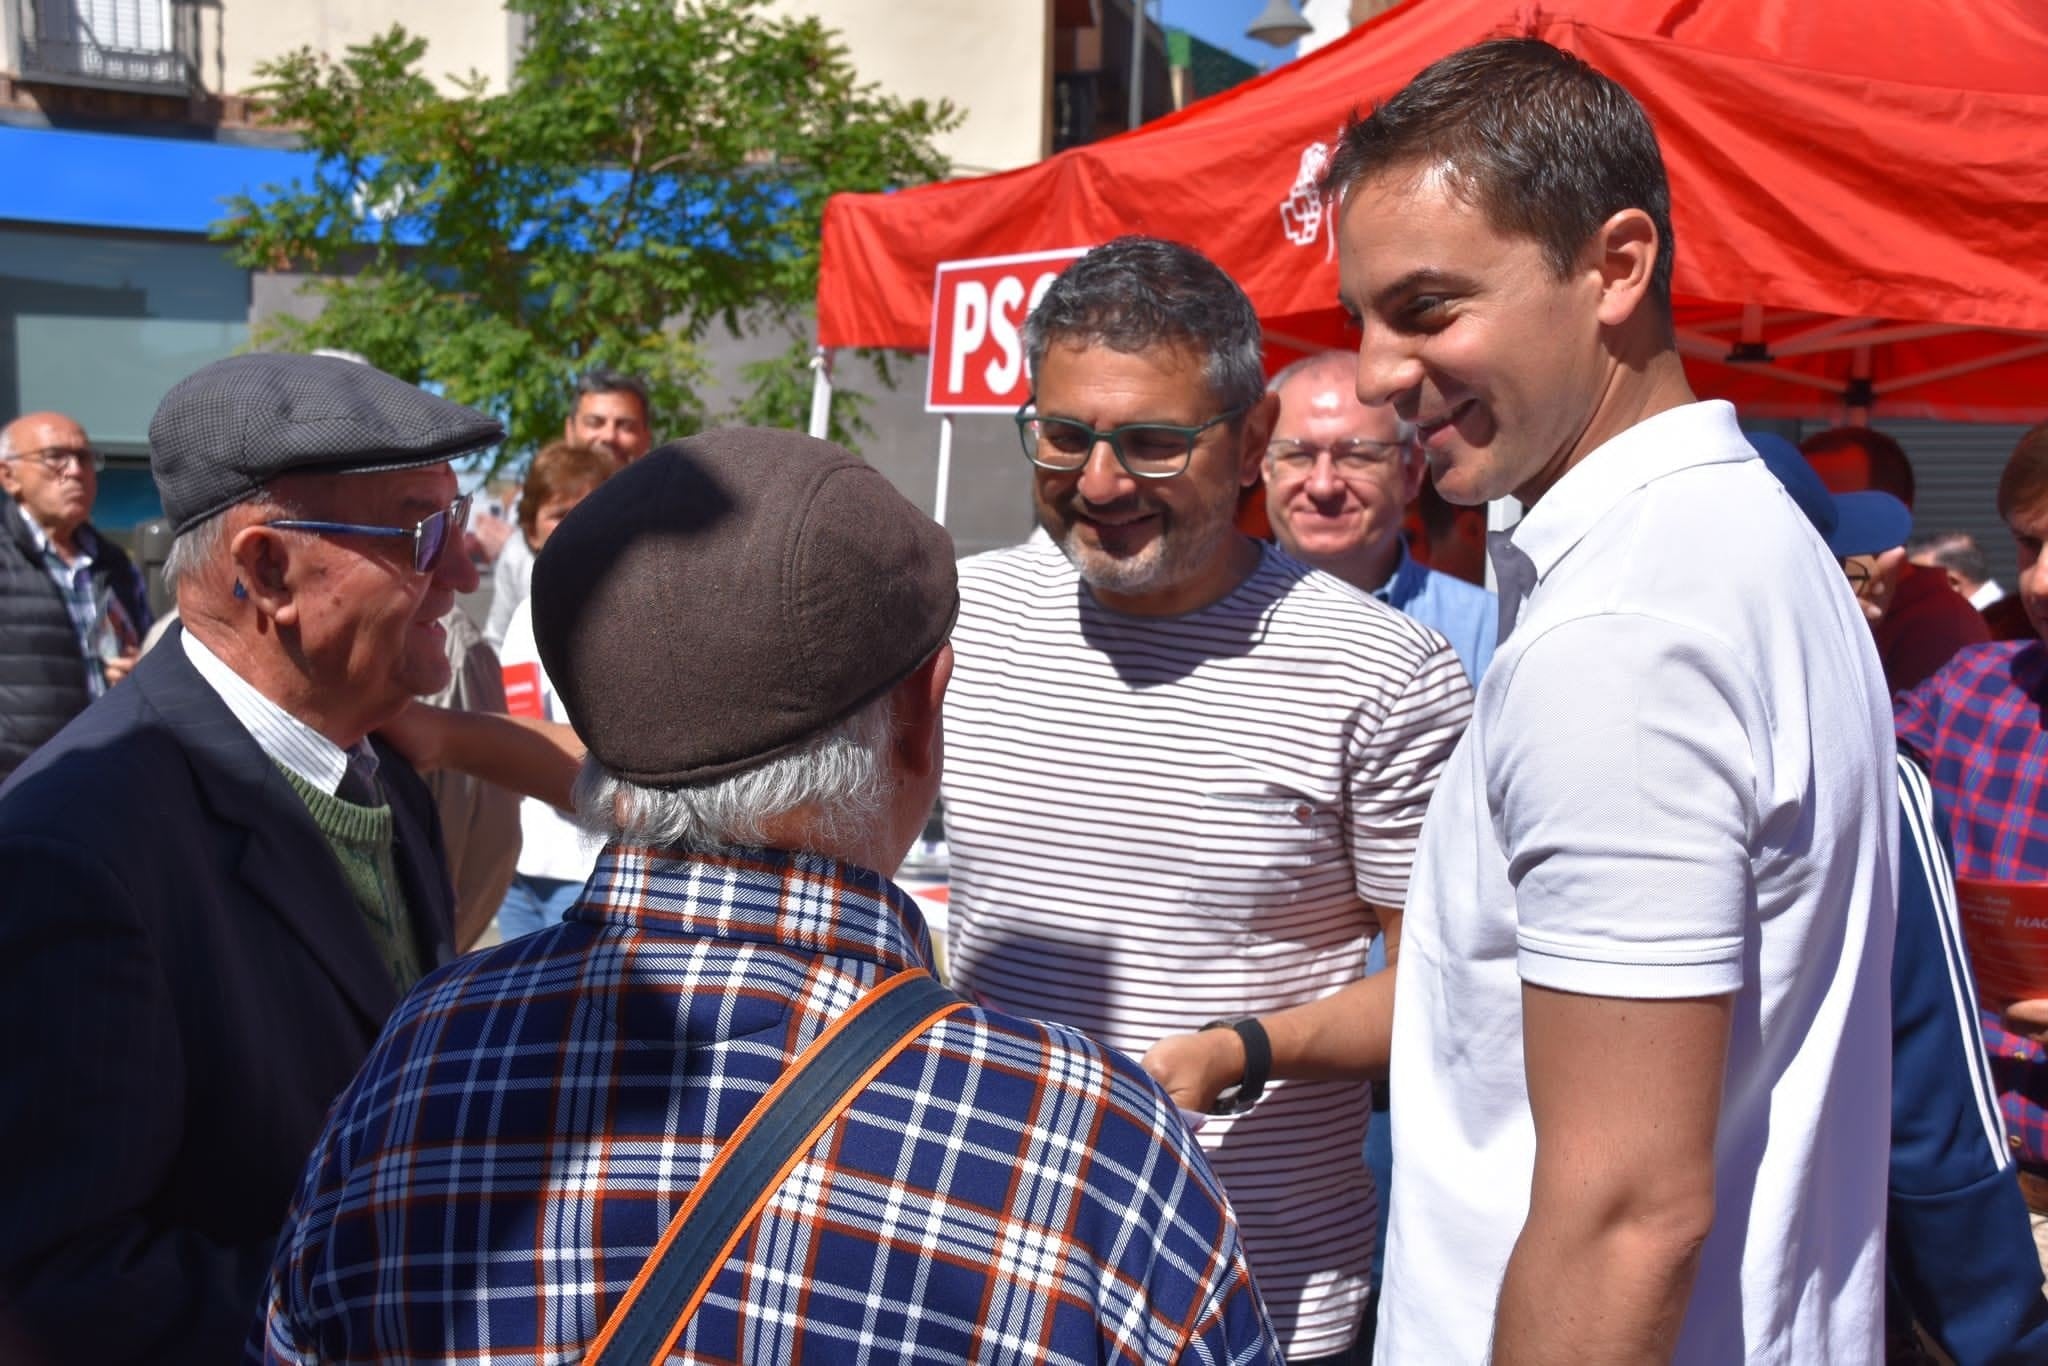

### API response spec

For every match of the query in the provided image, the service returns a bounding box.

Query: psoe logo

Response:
[1280,141,1335,261]
[926,247,1089,413]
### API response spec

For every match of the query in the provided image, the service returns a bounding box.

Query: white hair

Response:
[161,489,307,588]
[0,425,15,461]
[1266,349,1417,446]
[573,692,897,856]
[162,508,226,587]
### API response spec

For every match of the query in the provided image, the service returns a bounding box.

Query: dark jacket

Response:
[0,495,150,779]
[0,626,456,1365]
[1889,753,2048,1363]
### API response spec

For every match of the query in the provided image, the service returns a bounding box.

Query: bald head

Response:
[1263,351,1424,591]
[0,412,97,549]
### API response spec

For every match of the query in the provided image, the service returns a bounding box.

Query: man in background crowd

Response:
[1804,425,1989,691]
[1910,529,2004,609]
[1332,39,1895,1361]
[564,367,653,465]
[1909,528,2034,640]
[1263,349,1496,685]
[487,368,654,647]
[255,429,1280,1364]
[944,235,1471,1362]
[0,354,489,1362]
[1750,432,2048,1362]
[1896,420,2048,1286]
[0,410,151,781]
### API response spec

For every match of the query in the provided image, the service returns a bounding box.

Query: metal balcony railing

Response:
[13,0,200,94]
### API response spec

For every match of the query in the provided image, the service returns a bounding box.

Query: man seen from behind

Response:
[255,430,1280,1364]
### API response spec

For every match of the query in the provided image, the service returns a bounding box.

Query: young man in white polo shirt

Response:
[1326,39,1896,1362]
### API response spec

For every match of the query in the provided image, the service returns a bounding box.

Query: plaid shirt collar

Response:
[571,842,941,972]
[18,512,96,569]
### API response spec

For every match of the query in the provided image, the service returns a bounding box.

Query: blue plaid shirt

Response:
[1897,640,2048,1170]
[254,845,1280,1364]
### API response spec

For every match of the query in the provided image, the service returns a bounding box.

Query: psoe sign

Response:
[925,247,1088,413]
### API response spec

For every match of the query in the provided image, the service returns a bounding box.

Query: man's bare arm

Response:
[1140,904,1400,1111]
[1493,985,1731,1364]
[379,701,584,812]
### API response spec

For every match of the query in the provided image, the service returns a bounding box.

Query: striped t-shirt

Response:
[942,537,1472,1358]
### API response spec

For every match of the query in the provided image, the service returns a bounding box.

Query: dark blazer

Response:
[0,625,455,1365]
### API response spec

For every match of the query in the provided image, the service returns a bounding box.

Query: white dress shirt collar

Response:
[180,628,375,796]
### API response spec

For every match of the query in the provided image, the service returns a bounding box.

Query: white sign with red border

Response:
[925,247,1089,413]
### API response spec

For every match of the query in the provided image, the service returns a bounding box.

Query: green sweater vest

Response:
[278,765,423,993]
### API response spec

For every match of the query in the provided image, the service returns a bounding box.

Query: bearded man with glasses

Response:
[0,353,499,1364]
[0,411,154,780]
[951,235,1473,1363]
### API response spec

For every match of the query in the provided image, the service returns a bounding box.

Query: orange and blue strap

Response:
[585,968,966,1366]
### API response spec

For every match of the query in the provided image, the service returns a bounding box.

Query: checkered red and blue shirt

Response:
[252,845,1280,1365]
[1897,639,2048,1169]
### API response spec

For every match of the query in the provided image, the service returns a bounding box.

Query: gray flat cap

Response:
[149,353,503,532]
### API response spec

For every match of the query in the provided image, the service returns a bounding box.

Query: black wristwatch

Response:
[1202,1017,1271,1116]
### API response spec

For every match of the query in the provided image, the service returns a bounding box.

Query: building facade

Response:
[0,0,1079,560]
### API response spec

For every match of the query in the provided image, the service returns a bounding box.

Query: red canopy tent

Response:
[815,0,2048,428]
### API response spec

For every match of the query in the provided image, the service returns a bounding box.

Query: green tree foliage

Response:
[215,0,957,466]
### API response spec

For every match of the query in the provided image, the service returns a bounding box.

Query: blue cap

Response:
[1747,432,1912,557]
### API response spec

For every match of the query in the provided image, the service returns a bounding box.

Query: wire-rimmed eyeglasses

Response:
[4,445,106,474]
[265,493,472,574]
[1264,437,1408,479]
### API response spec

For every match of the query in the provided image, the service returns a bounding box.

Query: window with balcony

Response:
[13,0,198,94]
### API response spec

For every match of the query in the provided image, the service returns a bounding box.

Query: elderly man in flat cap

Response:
[0,353,499,1364]
[252,429,1281,1365]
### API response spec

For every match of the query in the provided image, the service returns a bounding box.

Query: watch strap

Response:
[1201,1016,1271,1114]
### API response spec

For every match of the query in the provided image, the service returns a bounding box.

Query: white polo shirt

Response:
[498,598,604,884]
[1377,401,1895,1363]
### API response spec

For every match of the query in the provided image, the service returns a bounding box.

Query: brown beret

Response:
[530,428,958,787]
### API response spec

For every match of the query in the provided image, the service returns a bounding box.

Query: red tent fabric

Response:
[817,0,2048,422]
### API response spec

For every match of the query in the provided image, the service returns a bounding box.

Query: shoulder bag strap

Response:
[585,967,965,1366]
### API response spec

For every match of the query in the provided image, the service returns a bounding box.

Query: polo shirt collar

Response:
[576,844,939,975]
[1506,400,1755,584]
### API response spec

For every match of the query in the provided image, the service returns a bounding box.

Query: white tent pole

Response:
[933,415,955,528]
[807,347,834,439]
